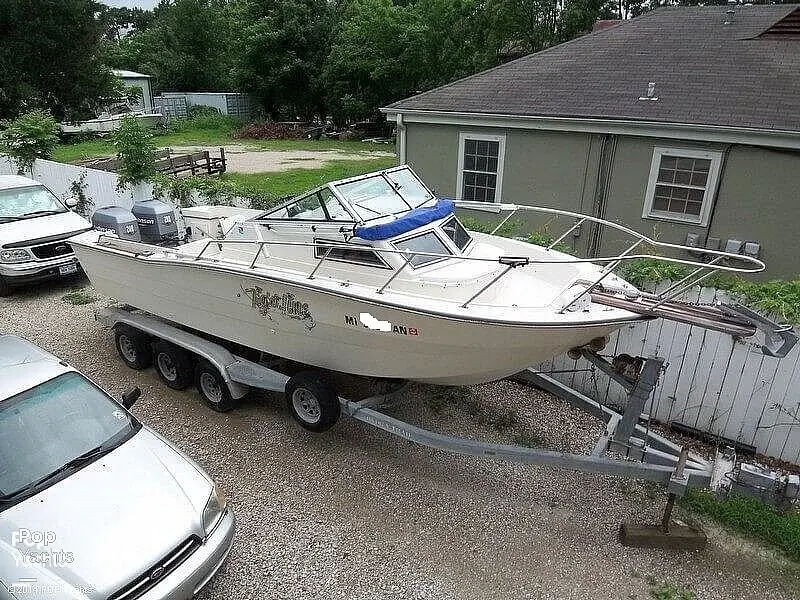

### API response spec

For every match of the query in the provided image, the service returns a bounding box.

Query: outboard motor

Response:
[131,199,179,244]
[91,206,141,241]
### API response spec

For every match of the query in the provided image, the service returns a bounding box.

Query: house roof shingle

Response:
[384,6,800,132]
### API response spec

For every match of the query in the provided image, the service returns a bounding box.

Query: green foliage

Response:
[460,216,574,253]
[0,0,118,121]
[62,287,97,306]
[323,0,490,122]
[622,259,800,322]
[221,157,396,200]
[167,111,242,135]
[649,581,695,600]
[621,258,693,288]
[151,173,276,210]
[683,489,800,563]
[108,0,236,93]
[112,115,156,189]
[66,174,93,218]
[0,110,60,174]
[236,0,333,119]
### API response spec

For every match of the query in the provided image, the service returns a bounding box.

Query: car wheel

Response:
[153,341,193,390]
[195,360,239,412]
[0,276,10,298]
[285,371,340,433]
[114,326,151,370]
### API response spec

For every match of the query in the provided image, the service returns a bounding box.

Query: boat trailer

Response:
[94,305,800,549]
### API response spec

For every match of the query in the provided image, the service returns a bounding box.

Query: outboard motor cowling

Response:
[131,199,179,244]
[91,206,141,241]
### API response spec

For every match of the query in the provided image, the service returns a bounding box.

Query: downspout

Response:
[705,144,733,238]
[396,113,407,164]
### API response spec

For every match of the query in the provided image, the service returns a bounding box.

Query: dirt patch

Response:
[166,144,394,174]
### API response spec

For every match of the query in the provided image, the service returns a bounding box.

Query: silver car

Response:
[0,335,235,599]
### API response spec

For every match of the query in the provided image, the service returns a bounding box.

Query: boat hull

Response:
[71,241,633,385]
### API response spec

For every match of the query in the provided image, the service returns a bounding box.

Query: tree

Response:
[323,0,430,122]
[112,116,156,189]
[0,0,120,121]
[486,0,617,59]
[108,0,236,93]
[323,0,494,122]
[235,0,334,119]
[0,110,60,175]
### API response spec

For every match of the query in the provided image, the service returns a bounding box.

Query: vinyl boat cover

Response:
[354,198,455,241]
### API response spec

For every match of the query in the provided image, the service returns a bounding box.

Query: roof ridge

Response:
[752,5,800,38]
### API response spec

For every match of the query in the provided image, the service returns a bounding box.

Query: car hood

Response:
[0,212,91,247]
[0,428,212,600]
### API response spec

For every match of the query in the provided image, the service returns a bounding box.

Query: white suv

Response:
[0,175,91,296]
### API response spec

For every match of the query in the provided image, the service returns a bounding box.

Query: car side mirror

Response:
[64,196,79,209]
[121,387,141,409]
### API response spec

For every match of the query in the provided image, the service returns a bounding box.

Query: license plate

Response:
[59,263,78,276]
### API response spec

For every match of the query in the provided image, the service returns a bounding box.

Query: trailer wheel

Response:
[114,326,151,370]
[153,341,193,390]
[285,371,339,433]
[195,361,239,412]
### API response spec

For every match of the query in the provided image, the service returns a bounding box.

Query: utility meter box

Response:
[91,206,141,241]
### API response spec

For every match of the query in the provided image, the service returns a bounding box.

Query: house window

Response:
[457,133,505,203]
[642,148,722,227]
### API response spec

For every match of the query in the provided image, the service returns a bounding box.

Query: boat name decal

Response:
[345,313,419,336]
[241,285,316,330]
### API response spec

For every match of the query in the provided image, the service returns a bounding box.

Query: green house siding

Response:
[403,121,800,278]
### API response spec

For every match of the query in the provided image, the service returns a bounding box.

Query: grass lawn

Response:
[682,489,800,563]
[221,157,397,198]
[53,126,394,164]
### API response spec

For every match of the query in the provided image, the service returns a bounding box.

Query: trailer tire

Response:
[285,371,339,433]
[195,361,239,412]
[153,341,193,390]
[114,326,151,370]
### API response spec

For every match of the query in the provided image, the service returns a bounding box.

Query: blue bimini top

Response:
[354,198,455,241]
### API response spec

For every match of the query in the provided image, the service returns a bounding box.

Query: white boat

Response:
[69,166,774,385]
[59,111,162,136]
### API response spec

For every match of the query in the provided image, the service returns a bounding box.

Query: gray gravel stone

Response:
[1,278,798,600]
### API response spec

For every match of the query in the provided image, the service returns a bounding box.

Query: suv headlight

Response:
[0,248,33,263]
[202,482,227,536]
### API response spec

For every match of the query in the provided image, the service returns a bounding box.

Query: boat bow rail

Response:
[454,201,796,357]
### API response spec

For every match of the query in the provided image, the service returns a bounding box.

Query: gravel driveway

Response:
[1,279,798,600]
[167,144,394,174]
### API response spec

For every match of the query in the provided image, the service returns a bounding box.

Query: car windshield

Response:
[0,185,66,221]
[0,372,138,500]
[333,168,435,222]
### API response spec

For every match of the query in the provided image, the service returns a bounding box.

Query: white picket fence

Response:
[0,155,154,213]
[3,155,798,463]
[539,285,800,464]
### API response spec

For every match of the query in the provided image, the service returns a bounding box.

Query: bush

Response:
[0,110,60,174]
[112,115,156,189]
[167,109,241,133]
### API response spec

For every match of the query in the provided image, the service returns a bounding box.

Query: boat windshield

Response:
[333,168,435,222]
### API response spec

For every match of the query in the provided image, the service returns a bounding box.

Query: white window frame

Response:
[642,147,723,227]
[456,132,506,203]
